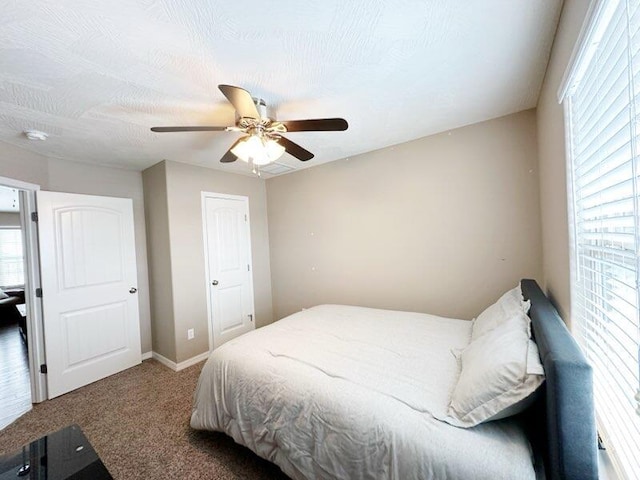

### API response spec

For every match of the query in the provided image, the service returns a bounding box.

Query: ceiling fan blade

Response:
[277,136,314,161]
[220,138,244,163]
[150,126,228,132]
[280,118,348,132]
[218,84,260,119]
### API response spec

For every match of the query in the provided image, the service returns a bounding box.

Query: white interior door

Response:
[203,193,255,349]
[37,191,141,398]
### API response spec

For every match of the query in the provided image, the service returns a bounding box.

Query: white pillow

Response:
[485,339,544,421]
[443,312,544,428]
[0,288,8,300]
[472,285,531,341]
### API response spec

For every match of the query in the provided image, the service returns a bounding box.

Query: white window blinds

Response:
[563,0,640,478]
[0,228,25,288]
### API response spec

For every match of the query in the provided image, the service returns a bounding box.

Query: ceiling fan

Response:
[151,85,348,169]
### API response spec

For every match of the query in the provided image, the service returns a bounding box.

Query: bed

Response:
[191,279,598,479]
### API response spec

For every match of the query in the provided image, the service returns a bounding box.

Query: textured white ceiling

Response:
[0,1,562,177]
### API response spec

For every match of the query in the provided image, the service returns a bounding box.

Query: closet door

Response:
[202,193,255,349]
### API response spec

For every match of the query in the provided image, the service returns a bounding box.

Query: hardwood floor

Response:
[0,319,31,430]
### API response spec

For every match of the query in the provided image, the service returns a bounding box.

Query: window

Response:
[561,0,640,478]
[0,228,25,287]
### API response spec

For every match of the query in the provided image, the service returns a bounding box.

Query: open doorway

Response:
[0,176,46,430]
[0,185,31,428]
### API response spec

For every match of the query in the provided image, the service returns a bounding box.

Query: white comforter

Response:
[191,305,535,480]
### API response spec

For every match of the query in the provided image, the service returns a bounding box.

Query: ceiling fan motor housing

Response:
[251,97,269,120]
[236,98,274,131]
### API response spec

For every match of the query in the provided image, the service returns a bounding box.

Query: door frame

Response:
[0,175,47,402]
[201,191,255,352]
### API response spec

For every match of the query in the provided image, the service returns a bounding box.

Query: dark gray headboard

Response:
[520,279,598,480]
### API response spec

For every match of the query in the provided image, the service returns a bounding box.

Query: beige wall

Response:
[536,0,590,324]
[143,160,273,363]
[142,162,176,360]
[0,141,48,186]
[0,212,20,227]
[267,109,542,321]
[0,143,153,353]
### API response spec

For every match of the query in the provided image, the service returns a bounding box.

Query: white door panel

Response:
[58,208,123,288]
[38,192,141,398]
[219,285,244,331]
[63,302,128,365]
[203,194,255,349]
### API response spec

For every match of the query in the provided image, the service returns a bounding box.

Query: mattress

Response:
[191,304,536,480]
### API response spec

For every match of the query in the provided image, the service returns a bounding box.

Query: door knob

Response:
[129,287,137,294]
[212,280,219,286]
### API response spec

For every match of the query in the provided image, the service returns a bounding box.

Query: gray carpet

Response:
[0,359,289,479]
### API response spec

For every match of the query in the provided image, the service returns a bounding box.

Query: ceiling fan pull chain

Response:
[249,159,261,177]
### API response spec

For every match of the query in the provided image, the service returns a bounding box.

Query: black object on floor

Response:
[0,424,112,479]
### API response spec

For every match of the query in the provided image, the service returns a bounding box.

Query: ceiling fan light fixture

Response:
[231,135,285,166]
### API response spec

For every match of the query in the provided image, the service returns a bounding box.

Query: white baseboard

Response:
[151,351,210,371]
[141,351,153,360]
[177,351,210,370]
[151,352,176,370]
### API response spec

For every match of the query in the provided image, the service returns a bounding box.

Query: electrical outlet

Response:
[187,328,194,340]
